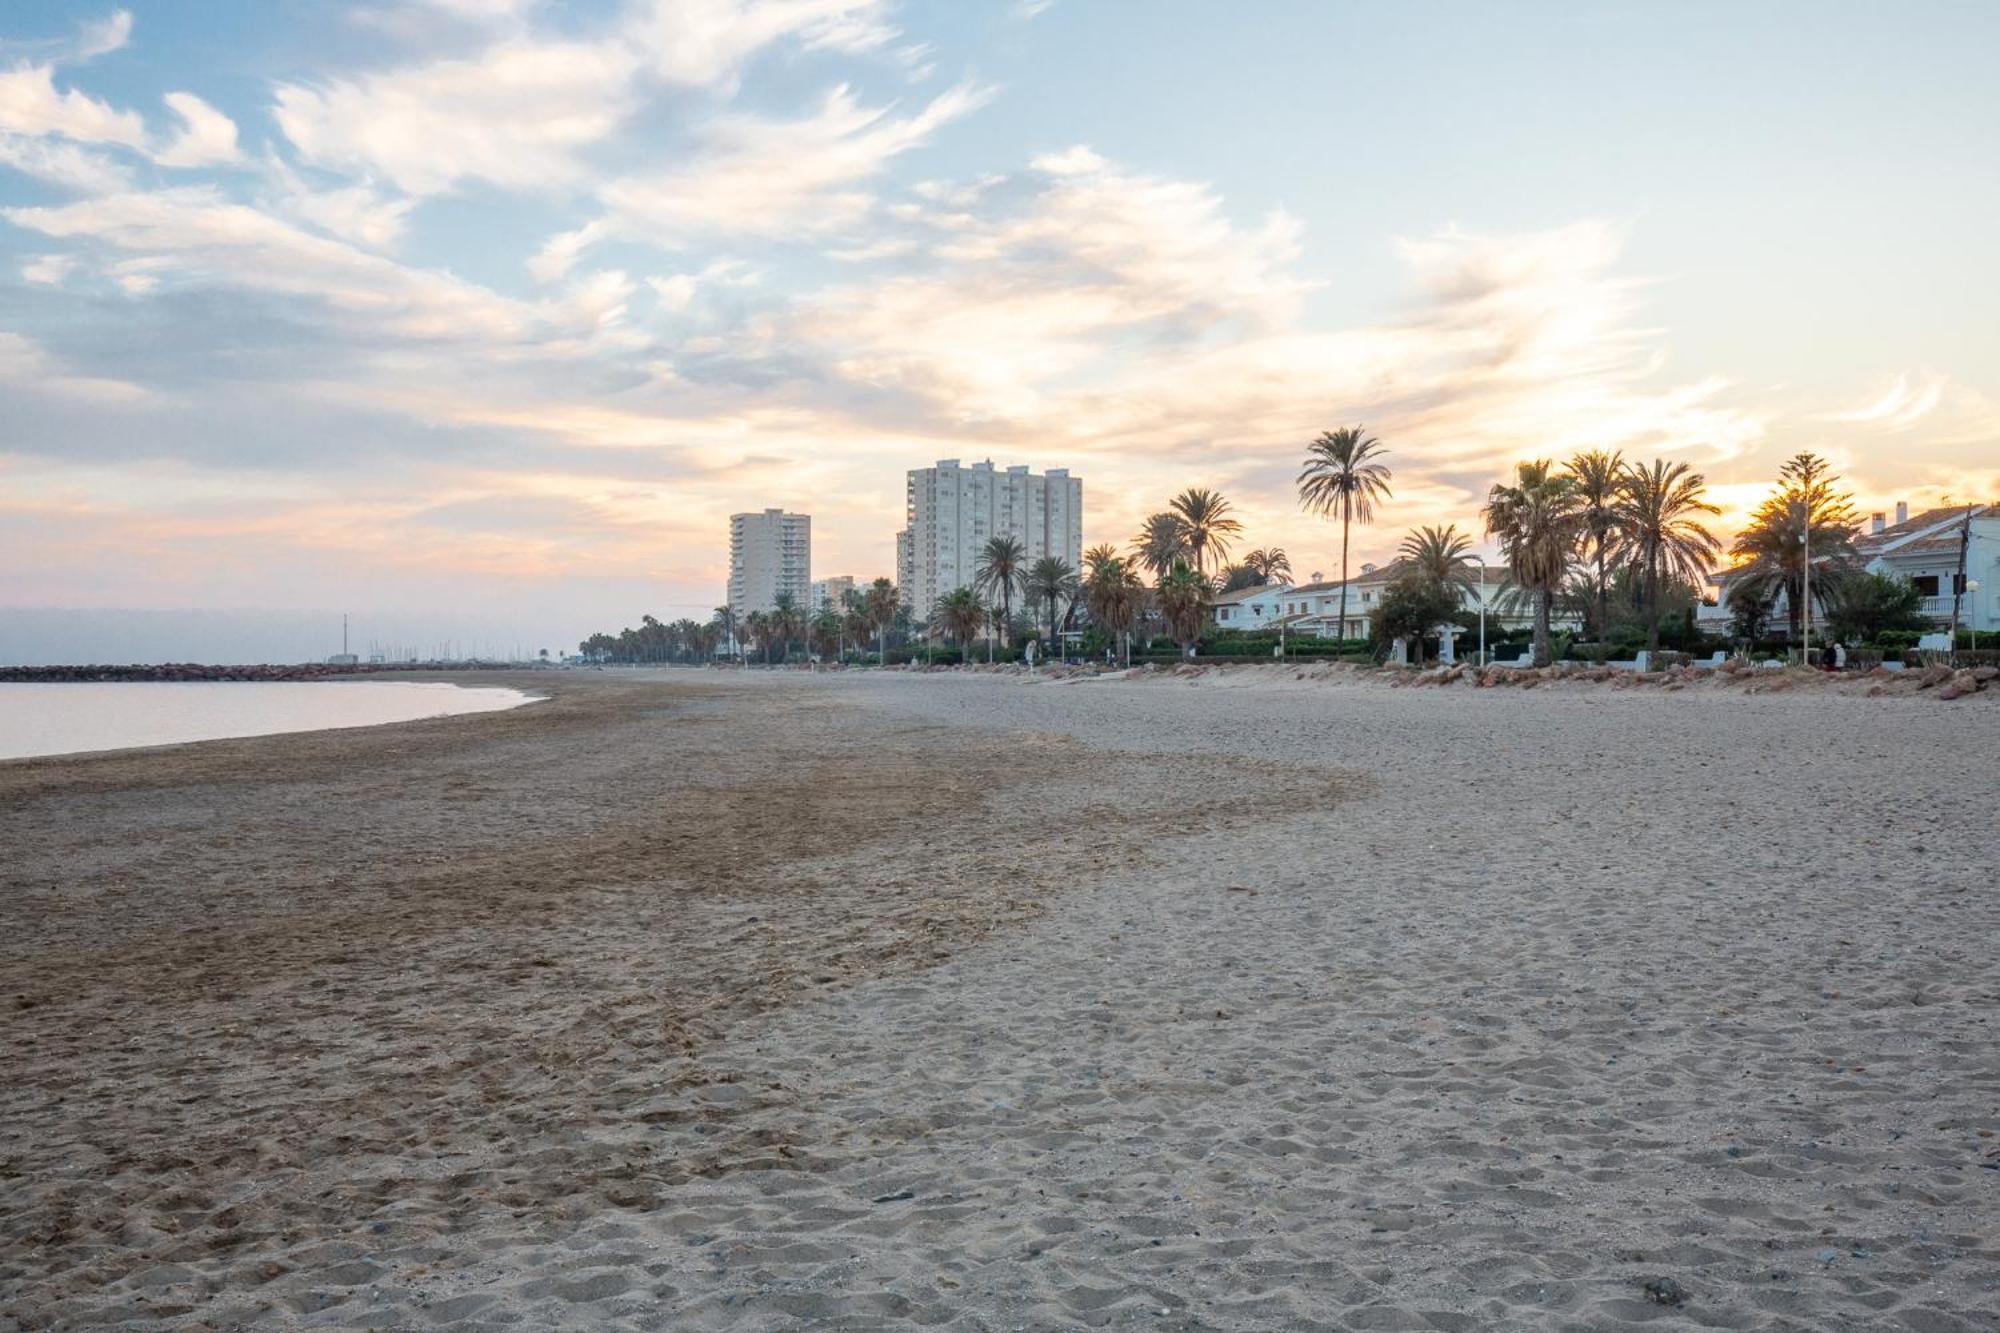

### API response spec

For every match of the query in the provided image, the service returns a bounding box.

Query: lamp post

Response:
[1799,524,1812,666]
[1968,580,1982,650]
[1472,555,1487,666]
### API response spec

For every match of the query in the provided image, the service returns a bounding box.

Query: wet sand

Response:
[2,668,1995,1330]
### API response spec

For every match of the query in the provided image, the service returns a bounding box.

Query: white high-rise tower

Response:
[728,509,811,619]
[897,460,1082,624]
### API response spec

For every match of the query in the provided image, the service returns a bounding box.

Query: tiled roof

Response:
[1211,583,1289,606]
[1856,503,1991,557]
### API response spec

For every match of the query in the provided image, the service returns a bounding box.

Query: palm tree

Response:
[1084,551,1145,665]
[1168,487,1243,579]
[1243,547,1293,584]
[1023,556,1079,658]
[742,610,770,664]
[711,606,739,664]
[863,577,899,665]
[1132,511,1191,578]
[1298,426,1393,642]
[1728,452,1861,644]
[1564,449,1628,641]
[770,593,804,663]
[810,609,843,660]
[934,586,986,652]
[1155,559,1210,657]
[974,535,1025,646]
[1397,524,1478,600]
[1618,459,1721,654]
[1483,459,1582,667]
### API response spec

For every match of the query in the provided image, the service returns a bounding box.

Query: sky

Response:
[2,0,1997,662]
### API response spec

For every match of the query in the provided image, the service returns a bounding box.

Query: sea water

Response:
[0,680,540,761]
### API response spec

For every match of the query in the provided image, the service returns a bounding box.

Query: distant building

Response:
[810,575,857,613]
[728,509,810,619]
[898,459,1082,624]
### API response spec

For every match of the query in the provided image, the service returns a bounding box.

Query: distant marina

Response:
[0,680,541,761]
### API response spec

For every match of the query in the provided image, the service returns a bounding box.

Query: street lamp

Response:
[1472,555,1487,666]
[1969,580,1983,650]
[1799,525,1812,666]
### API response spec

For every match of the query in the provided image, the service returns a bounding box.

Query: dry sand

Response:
[2,667,1996,1330]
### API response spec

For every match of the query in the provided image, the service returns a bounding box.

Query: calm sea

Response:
[0,680,542,761]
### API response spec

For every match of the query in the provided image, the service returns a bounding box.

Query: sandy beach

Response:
[3,668,1996,1331]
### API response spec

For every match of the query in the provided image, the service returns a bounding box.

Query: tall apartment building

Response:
[897,460,1082,624]
[727,509,810,619]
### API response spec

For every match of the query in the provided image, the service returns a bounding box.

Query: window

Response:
[1913,575,1940,597]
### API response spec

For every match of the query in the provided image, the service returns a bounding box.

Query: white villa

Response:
[1210,582,1294,631]
[1698,501,1998,637]
[1207,561,1581,661]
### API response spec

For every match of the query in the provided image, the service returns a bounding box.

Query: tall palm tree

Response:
[974,535,1025,645]
[1298,426,1393,642]
[1618,459,1721,654]
[742,610,770,664]
[770,593,804,663]
[1084,550,1144,665]
[1397,524,1478,600]
[1132,511,1191,579]
[1155,559,1210,657]
[1728,451,1861,644]
[863,577,899,664]
[1564,448,1628,641]
[934,587,986,652]
[1483,459,1582,667]
[1023,556,1079,657]
[1243,547,1293,584]
[1168,487,1243,579]
[711,605,739,664]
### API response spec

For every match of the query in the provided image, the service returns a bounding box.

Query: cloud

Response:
[260,157,414,249]
[596,80,992,245]
[153,91,242,168]
[0,129,133,192]
[72,11,134,62]
[1820,370,1946,432]
[528,219,612,282]
[3,187,550,343]
[271,0,905,196]
[273,38,638,195]
[645,258,759,311]
[21,253,75,284]
[622,0,900,85]
[0,60,148,147]
[0,331,151,404]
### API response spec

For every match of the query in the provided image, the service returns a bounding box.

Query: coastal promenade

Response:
[3,670,1995,1330]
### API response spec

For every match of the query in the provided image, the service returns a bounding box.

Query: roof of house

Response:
[1288,560,1412,595]
[1288,558,1511,597]
[1856,503,1992,559]
[1211,582,1291,607]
